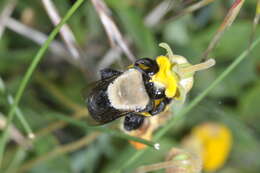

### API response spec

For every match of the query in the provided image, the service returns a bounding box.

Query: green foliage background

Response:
[0,0,260,173]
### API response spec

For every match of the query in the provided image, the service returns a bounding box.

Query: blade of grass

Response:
[7,96,35,139]
[48,113,158,149]
[4,147,26,173]
[118,32,260,173]
[0,114,29,148]
[19,133,99,173]
[0,76,34,143]
[0,0,85,167]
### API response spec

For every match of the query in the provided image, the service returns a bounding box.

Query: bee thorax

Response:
[107,69,150,111]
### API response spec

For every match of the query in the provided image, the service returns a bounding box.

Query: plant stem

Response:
[49,113,157,149]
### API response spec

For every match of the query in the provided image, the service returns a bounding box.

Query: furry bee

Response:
[86,56,181,131]
[86,43,215,131]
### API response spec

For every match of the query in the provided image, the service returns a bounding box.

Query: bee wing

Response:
[81,73,120,100]
[86,110,130,126]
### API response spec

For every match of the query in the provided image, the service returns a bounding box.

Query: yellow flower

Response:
[157,43,215,100]
[182,122,233,172]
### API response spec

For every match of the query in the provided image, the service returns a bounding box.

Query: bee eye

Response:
[134,58,159,76]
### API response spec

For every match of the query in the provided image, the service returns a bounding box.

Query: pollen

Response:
[151,56,179,98]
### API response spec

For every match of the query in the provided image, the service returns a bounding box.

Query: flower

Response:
[182,122,233,172]
[150,43,215,103]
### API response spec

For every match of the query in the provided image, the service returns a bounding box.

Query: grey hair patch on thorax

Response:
[107,69,149,111]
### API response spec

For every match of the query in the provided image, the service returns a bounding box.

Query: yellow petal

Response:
[191,123,233,172]
[151,56,179,98]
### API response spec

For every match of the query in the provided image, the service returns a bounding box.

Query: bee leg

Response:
[149,101,166,115]
[137,100,152,113]
[124,113,145,131]
[100,68,122,80]
[149,98,172,116]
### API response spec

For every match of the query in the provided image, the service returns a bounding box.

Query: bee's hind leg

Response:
[100,68,122,80]
[123,113,145,131]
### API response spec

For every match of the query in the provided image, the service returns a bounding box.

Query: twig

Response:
[202,0,245,60]
[41,0,81,60]
[91,0,135,62]
[97,0,175,71]
[144,0,174,27]
[0,0,16,38]
[5,18,92,76]
[97,47,122,72]
[248,0,260,49]
[6,18,68,57]
[18,133,99,173]
[166,0,216,23]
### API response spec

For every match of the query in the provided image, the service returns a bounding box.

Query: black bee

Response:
[86,58,173,131]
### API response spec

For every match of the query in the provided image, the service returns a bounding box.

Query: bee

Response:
[85,43,215,131]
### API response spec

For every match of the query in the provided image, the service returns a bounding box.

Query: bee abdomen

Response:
[87,89,110,122]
